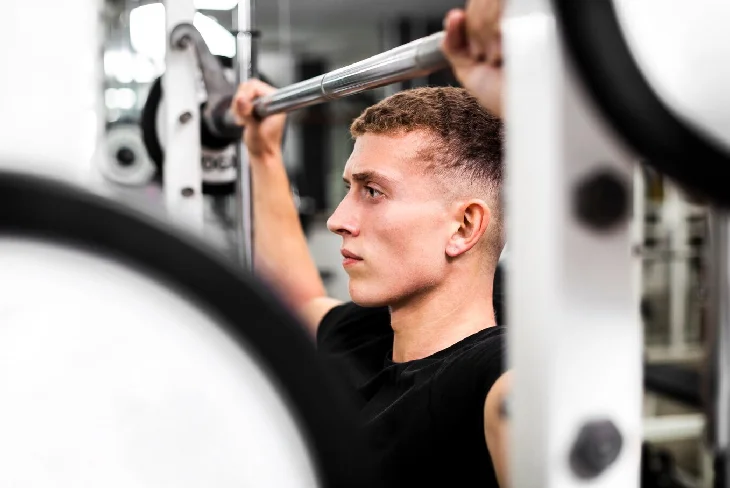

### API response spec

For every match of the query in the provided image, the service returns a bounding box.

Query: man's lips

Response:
[341,249,362,260]
[341,249,363,267]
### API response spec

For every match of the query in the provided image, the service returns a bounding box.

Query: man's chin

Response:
[348,281,389,308]
[350,297,390,308]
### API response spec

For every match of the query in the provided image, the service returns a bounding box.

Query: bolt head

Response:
[569,419,623,479]
[573,169,629,232]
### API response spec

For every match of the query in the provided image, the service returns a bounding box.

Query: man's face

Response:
[327,131,456,307]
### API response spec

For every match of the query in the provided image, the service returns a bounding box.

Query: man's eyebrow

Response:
[343,171,397,185]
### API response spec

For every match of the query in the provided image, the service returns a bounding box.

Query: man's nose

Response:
[327,200,359,237]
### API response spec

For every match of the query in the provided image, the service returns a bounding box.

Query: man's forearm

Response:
[250,151,327,311]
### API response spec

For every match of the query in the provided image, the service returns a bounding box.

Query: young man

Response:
[230,3,509,486]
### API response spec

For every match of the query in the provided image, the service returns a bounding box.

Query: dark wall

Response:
[296,58,330,214]
[395,17,461,89]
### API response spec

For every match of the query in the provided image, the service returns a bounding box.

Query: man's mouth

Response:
[341,249,363,266]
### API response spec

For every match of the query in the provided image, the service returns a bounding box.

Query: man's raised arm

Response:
[230,80,342,336]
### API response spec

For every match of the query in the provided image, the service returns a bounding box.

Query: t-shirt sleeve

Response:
[451,327,507,406]
[316,302,393,395]
[471,329,508,402]
[316,301,392,356]
[429,327,508,422]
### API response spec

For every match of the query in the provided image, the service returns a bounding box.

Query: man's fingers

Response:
[464,0,502,63]
[231,79,276,124]
[468,42,486,62]
[465,0,501,46]
[442,10,469,59]
[231,87,255,124]
[246,78,278,97]
[486,34,502,66]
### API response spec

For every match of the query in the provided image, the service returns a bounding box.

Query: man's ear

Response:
[446,199,491,258]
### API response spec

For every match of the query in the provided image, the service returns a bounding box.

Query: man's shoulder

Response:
[448,325,506,364]
[425,327,507,434]
[433,326,507,395]
[317,301,392,352]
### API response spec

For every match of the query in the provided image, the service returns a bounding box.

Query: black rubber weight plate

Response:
[552,0,730,208]
[140,55,275,196]
[0,170,376,488]
[140,71,241,196]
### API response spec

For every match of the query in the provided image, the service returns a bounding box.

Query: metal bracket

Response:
[170,23,243,143]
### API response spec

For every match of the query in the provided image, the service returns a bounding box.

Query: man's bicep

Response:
[297,296,343,337]
[484,371,511,487]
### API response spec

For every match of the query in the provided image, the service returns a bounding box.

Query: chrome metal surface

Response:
[251,31,447,118]
[233,0,255,269]
[253,76,325,117]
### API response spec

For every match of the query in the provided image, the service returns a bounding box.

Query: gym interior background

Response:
[19,0,717,486]
[100,0,463,300]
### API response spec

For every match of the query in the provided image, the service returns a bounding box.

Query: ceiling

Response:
[250,0,462,24]
[119,0,462,27]
[202,0,461,60]
[111,0,461,65]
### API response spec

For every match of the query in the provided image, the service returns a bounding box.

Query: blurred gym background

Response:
[100,0,461,296]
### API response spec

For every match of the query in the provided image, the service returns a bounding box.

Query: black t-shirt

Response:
[316,302,506,488]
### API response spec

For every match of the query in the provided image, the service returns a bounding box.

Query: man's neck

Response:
[389,270,497,363]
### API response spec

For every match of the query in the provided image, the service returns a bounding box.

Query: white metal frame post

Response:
[164,0,204,231]
[632,164,646,335]
[706,210,730,487]
[664,184,690,352]
[504,1,642,487]
[0,0,101,181]
[233,0,256,269]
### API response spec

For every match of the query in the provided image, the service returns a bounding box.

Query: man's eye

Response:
[366,187,382,198]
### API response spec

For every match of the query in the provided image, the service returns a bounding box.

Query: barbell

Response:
[167,23,448,137]
[552,0,730,207]
[139,24,448,188]
[160,17,730,211]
